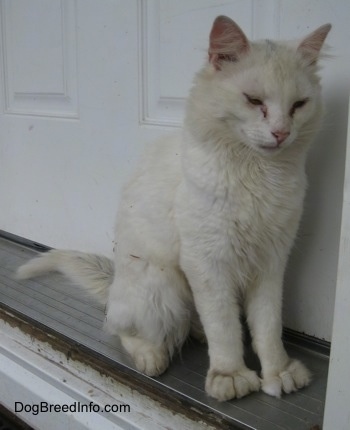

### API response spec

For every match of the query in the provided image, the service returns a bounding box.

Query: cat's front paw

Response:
[205,368,260,401]
[261,359,311,398]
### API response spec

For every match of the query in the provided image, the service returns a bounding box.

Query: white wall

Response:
[0,0,349,341]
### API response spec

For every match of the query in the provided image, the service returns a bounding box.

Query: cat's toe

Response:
[286,359,312,389]
[205,368,260,401]
[262,359,311,397]
[121,335,169,377]
[133,349,169,377]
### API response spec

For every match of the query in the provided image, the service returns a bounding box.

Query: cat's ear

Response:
[297,24,332,65]
[209,16,250,70]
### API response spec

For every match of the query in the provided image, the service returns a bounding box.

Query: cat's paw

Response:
[133,348,169,377]
[120,335,169,377]
[261,359,311,397]
[205,368,260,401]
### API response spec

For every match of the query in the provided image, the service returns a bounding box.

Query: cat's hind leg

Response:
[104,258,192,376]
[120,335,169,376]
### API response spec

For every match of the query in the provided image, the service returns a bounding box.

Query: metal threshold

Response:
[0,235,329,429]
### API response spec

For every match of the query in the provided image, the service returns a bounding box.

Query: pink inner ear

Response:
[298,23,331,64]
[209,16,250,70]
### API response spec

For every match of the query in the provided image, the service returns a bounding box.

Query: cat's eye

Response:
[290,99,309,116]
[244,93,263,106]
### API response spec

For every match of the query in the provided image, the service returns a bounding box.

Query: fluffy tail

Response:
[16,250,114,305]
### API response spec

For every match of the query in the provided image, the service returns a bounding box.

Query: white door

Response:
[1,0,349,343]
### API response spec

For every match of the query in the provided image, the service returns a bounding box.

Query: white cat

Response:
[17,16,331,401]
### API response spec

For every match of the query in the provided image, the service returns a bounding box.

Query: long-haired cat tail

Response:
[17,16,331,402]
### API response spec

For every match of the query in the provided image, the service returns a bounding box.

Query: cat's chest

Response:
[212,177,292,235]
[180,157,306,247]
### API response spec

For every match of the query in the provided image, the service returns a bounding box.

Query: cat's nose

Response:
[271,130,290,145]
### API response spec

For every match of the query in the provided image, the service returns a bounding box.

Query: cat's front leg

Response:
[245,271,311,397]
[181,255,260,401]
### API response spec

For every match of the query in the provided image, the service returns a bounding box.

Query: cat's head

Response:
[187,16,331,156]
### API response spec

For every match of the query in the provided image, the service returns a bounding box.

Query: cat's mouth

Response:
[259,144,281,152]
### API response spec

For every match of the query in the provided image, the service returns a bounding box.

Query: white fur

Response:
[17,17,331,401]
[16,250,113,304]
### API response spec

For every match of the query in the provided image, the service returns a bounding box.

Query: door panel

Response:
[1,0,78,117]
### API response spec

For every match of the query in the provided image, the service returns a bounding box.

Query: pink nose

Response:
[271,130,290,145]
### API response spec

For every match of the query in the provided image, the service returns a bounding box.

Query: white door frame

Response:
[323,98,350,430]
